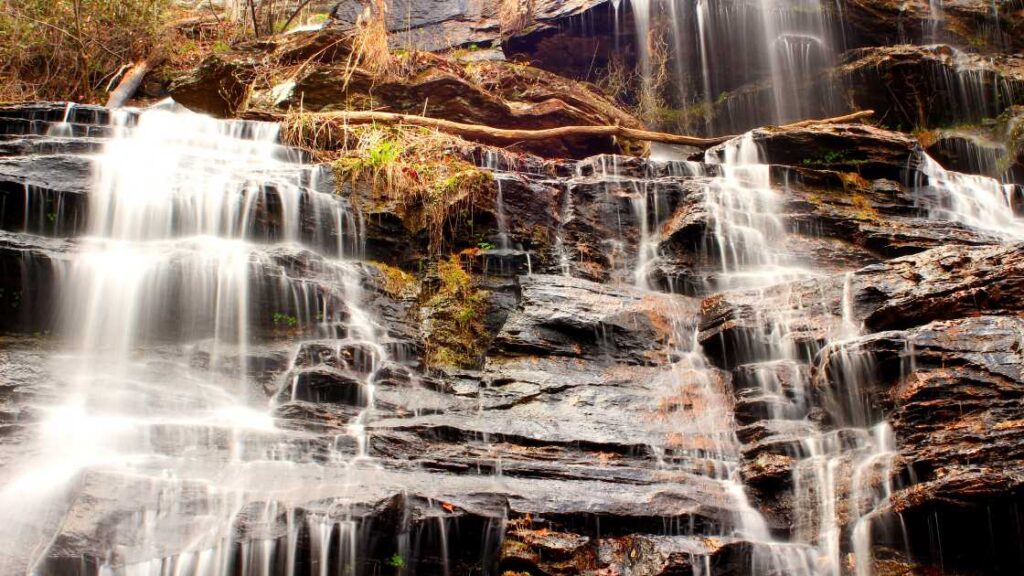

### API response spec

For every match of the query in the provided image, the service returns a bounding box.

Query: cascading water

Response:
[701,133,809,290]
[916,151,1024,238]
[0,102,386,575]
[679,125,1023,575]
[628,0,844,133]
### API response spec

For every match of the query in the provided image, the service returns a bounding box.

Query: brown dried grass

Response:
[0,0,172,102]
[497,0,534,37]
[348,0,394,78]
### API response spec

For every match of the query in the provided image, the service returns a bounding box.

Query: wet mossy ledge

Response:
[317,123,497,256]
[309,121,503,371]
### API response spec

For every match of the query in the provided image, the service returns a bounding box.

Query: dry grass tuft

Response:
[497,0,534,37]
[367,261,418,298]
[347,0,394,78]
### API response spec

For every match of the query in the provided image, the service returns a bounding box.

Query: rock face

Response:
[8,2,1024,563]
[695,241,1024,572]
[842,0,1024,52]
[326,0,618,56]
[836,45,1024,131]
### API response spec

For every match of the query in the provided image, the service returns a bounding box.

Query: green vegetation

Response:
[386,553,405,568]
[272,312,298,328]
[424,256,490,368]
[211,40,232,55]
[802,149,853,165]
[450,43,483,59]
[320,125,494,254]
[366,139,401,170]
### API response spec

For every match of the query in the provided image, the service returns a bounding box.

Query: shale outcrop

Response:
[3,0,1024,572]
[4,92,1024,573]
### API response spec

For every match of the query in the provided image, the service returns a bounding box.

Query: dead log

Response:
[262,109,875,152]
[105,59,159,109]
[770,110,876,130]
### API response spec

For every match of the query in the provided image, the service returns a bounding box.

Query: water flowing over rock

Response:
[5,0,1024,572]
[836,44,1024,131]
[842,0,1024,52]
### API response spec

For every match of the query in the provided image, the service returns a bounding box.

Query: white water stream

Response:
[0,102,387,575]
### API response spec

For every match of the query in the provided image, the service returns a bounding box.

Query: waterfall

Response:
[0,102,385,574]
[629,0,843,132]
[702,133,810,290]
[916,151,1024,238]
[684,130,935,575]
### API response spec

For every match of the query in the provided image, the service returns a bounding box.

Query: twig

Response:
[280,0,315,33]
[207,0,222,25]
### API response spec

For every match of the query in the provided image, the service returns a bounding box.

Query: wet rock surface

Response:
[819,315,1024,573]
[696,241,1024,569]
[3,93,1024,576]
[842,0,1024,52]
[836,44,1024,131]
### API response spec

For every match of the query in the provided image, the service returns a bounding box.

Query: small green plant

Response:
[803,149,853,165]
[386,553,405,568]
[367,139,401,170]
[272,312,298,327]
[477,241,495,251]
[46,212,57,223]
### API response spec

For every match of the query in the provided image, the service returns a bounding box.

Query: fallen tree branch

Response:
[105,57,164,108]
[770,110,876,131]
[262,109,875,151]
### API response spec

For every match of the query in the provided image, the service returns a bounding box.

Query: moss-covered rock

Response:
[421,255,492,369]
